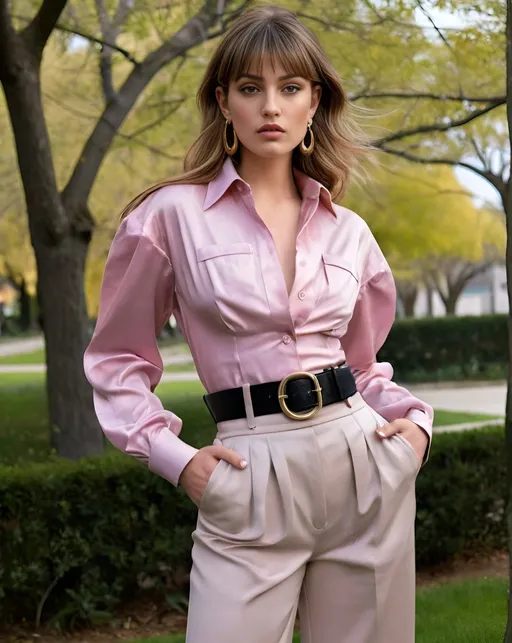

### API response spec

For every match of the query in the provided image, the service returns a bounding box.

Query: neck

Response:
[237,151,299,202]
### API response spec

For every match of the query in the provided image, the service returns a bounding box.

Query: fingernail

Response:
[240,460,248,469]
[376,430,386,438]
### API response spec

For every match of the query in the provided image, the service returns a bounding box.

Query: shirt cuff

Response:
[406,408,432,467]
[148,426,199,487]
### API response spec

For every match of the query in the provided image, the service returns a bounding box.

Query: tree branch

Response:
[350,91,506,103]
[21,0,68,56]
[125,98,185,138]
[116,132,183,161]
[468,134,489,169]
[415,0,454,53]
[375,100,505,146]
[62,0,241,209]
[12,14,139,64]
[94,0,115,102]
[298,10,469,35]
[378,146,508,200]
[0,0,18,82]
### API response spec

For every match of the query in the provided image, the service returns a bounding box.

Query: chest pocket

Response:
[196,242,270,333]
[318,253,360,335]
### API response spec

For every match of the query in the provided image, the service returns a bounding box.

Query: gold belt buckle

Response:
[277,371,323,420]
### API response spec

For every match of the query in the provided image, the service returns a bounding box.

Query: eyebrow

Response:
[237,73,303,81]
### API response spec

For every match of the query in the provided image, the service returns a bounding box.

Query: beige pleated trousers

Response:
[186,392,421,643]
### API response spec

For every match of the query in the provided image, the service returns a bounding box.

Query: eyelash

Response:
[240,85,301,94]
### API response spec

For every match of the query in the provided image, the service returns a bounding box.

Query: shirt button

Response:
[282,335,291,344]
[298,291,306,300]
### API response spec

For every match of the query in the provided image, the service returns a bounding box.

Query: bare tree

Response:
[423,258,497,315]
[395,279,419,317]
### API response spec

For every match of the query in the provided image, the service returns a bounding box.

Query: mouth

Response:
[257,124,285,133]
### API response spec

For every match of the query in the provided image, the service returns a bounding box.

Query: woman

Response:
[84,5,433,642]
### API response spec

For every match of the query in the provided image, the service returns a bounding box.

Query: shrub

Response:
[379,314,507,382]
[0,425,507,628]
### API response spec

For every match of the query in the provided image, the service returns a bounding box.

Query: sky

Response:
[414,5,504,209]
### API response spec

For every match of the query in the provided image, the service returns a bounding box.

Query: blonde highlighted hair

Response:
[120,4,373,220]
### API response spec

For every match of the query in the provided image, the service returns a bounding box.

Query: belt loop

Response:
[242,383,257,430]
[329,366,352,408]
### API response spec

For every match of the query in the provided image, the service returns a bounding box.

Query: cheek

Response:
[230,99,255,134]
[290,95,313,120]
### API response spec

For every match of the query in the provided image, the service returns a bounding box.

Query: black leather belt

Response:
[203,364,357,424]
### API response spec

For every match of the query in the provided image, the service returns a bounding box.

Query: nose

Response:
[261,89,281,117]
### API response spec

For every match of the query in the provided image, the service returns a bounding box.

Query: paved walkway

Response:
[407,382,506,418]
[0,336,44,357]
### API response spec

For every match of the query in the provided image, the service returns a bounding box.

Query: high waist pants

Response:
[186,392,420,643]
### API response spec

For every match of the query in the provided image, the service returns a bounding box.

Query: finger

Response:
[209,445,248,470]
[375,422,396,439]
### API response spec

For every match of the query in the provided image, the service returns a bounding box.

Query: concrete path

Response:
[0,336,44,357]
[0,341,193,372]
[407,382,506,418]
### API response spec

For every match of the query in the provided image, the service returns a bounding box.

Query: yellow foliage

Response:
[344,159,505,279]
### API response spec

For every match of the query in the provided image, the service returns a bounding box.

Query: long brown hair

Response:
[120,4,372,220]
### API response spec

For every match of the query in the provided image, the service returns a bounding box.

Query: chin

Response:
[242,142,298,159]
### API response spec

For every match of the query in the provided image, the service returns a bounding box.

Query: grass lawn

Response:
[0,372,501,465]
[0,347,46,364]
[128,577,507,643]
[0,374,212,466]
[434,409,501,425]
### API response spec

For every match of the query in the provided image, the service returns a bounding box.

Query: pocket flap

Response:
[322,253,359,281]
[197,243,253,262]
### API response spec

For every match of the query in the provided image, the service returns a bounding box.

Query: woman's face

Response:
[216,56,321,159]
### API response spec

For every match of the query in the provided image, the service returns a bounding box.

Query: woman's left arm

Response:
[341,235,433,467]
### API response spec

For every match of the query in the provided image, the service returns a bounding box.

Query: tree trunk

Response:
[401,290,417,317]
[0,24,103,460]
[426,282,434,317]
[18,278,31,331]
[504,194,512,643]
[444,292,459,315]
[503,8,512,642]
[395,281,418,318]
[35,232,104,457]
[505,4,512,641]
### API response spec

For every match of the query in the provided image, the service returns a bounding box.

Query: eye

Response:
[240,85,259,94]
[283,85,301,93]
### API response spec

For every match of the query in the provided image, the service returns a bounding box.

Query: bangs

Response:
[218,22,320,85]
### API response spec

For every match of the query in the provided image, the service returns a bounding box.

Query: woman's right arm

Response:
[83,210,199,487]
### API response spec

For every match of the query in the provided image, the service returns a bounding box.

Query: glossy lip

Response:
[259,130,284,139]
[257,124,285,133]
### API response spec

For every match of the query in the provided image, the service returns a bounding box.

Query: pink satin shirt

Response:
[83,157,433,487]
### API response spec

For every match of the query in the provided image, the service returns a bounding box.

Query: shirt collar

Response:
[203,156,337,218]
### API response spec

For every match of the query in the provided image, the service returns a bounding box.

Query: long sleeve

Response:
[83,210,198,486]
[342,233,434,466]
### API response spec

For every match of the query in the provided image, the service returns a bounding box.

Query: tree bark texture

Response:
[35,234,104,457]
[504,4,512,641]
[396,282,418,317]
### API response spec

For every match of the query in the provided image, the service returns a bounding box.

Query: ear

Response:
[215,86,231,120]
[309,83,322,119]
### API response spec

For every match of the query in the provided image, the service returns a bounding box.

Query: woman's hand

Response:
[178,445,248,507]
[375,418,429,465]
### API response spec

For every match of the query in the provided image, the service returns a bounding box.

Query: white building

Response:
[405,263,509,318]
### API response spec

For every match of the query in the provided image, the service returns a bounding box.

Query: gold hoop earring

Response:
[223,119,239,156]
[300,118,314,155]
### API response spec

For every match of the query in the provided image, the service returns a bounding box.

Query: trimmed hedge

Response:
[379,314,508,382]
[0,425,507,628]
